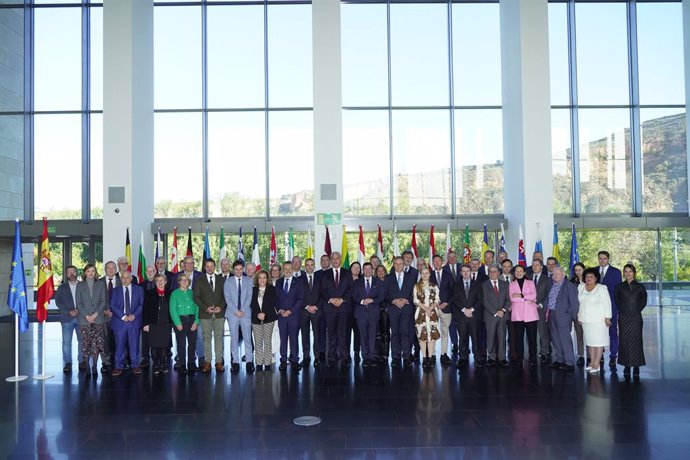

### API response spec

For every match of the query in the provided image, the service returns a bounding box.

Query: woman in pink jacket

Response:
[509,265,539,367]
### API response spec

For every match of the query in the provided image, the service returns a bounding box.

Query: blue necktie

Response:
[284,279,289,294]
[237,279,242,311]
[397,273,402,289]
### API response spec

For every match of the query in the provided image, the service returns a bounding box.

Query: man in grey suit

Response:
[224,260,255,373]
[547,267,579,371]
[481,265,511,367]
[530,258,552,363]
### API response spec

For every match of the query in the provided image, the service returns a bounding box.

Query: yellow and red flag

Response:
[125,228,132,272]
[36,217,55,323]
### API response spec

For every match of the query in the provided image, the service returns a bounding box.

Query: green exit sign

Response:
[317,213,341,226]
[48,226,56,234]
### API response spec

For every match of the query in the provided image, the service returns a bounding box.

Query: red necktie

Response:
[493,281,499,296]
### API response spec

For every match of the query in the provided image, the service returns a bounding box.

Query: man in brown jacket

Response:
[193,258,227,372]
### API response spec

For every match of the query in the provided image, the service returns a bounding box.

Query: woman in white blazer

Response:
[578,268,612,374]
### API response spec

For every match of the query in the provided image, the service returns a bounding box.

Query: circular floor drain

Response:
[293,416,322,426]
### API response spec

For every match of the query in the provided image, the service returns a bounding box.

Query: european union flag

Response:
[7,219,29,332]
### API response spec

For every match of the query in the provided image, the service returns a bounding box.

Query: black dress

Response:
[614,280,647,367]
[143,289,173,349]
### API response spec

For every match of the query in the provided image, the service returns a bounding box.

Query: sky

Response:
[25,1,687,216]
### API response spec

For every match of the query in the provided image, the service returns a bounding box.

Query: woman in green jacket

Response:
[170,273,200,374]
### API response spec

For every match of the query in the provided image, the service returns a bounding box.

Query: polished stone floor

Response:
[1,307,689,459]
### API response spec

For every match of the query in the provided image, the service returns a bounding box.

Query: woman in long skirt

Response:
[413,268,441,369]
[614,264,647,378]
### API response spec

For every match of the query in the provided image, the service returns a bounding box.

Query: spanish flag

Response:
[36,218,54,323]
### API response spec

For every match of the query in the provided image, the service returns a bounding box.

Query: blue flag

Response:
[8,220,29,333]
[203,227,211,261]
[569,223,579,275]
[238,227,245,262]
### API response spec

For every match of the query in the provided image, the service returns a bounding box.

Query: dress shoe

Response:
[431,355,437,365]
[215,362,225,373]
[279,362,288,371]
[291,361,302,371]
[609,358,617,369]
[78,361,88,372]
[475,359,485,368]
[411,352,420,364]
[623,366,631,376]
[101,365,111,374]
[201,362,212,373]
[153,368,161,376]
[132,367,143,375]
[529,360,537,368]
[140,359,150,368]
[403,357,412,368]
[577,357,585,367]
[451,344,459,354]
[187,364,199,373]
[198,357,206,365]
[174,363,184,371]
[326,360,334,368]
[440,354,452,366]
[486,359,496,367]
[550,361,563,369]
[63,363,72,374]
[301,357,311,367]
[422,357,430,369]
[559,364,575,372]
[499,360,510,367]
[342,358,351,368]
[242,355,247,362]
[390,359,400,368]
[111,368,123,377]
[246,362,255,373]
[313,359,321,368]
[539,354,548,363]
[256,365,263,372]
[161,367,169,374]
[178,366,187,374]
[231,363,240,373]
[354,352,361,363]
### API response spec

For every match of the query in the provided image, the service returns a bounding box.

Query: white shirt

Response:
[68,280,78,305]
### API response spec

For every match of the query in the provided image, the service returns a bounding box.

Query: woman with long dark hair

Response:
[614,264,647,379]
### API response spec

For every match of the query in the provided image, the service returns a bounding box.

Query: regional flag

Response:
[203,227,211,261]
[428,225,435,259]
[376,225,384,261]
[171,226,179,273]
[463,224,472,264]
[237,227,245,262]
[324,226,332,257]
[305,226,314,260]
[481,223,489,264]
[125,228,132,272]
[219,226,226,262]
[186,227,193,259]
[36,217,54,323]
[137,229,146,284]
[270,226,277,265]
[410,225,418,267]
[357,226,366,265]
[8,220,29,332]
[341,225,350,268]
[392,224,400,257]
[517,224,527,267]
[252,226,261,270]
[552,223,560,263]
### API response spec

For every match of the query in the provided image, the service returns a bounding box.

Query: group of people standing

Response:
[54,247,648,379]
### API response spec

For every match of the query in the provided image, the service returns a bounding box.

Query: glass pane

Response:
[637,3,685,105]
[207,5,264,109]
[154,112,202,217]
[390,4,449,106]
[90,113,103,218]
[34,7,81,111]
[392,109,451,215]
[661,228,690,295]
[154,6,201,109]
[578,108,632,213]
[72,241,92,278]
[454,109,503,214]
[343,110,390,216]
[90,6,103,111]
[548,3,569,106]
[0,115,23,219]
[575,3,629,105]
[452,3,501,106]
[341,3,388,107]
[0,8,23,112]
[552,108,572,213]
[267,5,312,108]
[208,112,266,217]
[34,114,82,219]
[641,108,688,213]
[268,111,314,216]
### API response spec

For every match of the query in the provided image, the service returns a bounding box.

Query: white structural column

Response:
[102,0,154,264]
[312,0,344,257]
[499,0,554,263]
[683,0,690,218]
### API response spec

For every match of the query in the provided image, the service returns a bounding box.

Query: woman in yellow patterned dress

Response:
[414,267,441,369]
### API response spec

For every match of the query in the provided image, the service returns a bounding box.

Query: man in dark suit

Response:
[109,271,144,376]
[100,260,120,372]
[480,250,495,280]
[276,261,305,370]
[547,267,579,371]
[430,254,455,365]
[402,250,419,280]
[300,258,323,368]
[353,262,385,367]
[55,265,84,373]
[453,264,483,367]
[194,258,227,373]
[525,251,544,278]
[138,264,157,368]
[384,256,416,368]
[444,251,462,283]
[597,250,622,368]
[529,258,552,363]
[481,265,511,367]
[321,252,353,367]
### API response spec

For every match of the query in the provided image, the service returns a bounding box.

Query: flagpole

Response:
[33,321,53,380]
[6,315,28,382]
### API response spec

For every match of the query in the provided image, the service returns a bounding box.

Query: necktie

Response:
[397,273,403,289]
[308,275,313,290]
[209,276,214,292]
[437,271,442,284]
[534,275,539,285]
[335,269,339,288]
[366,278,370,295]
[493,281,499,296]
[465,281,469,297]
[472,272,476,281]
[108,279,113,299]
[237,278,242,311]
[451,265,456,280]
[601,267,606,279]
[124,286,130,315]
[284,278,289,294]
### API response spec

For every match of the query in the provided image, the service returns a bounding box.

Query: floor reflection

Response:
[0,307,688,458]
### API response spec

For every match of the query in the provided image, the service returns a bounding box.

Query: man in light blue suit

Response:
[224,260,255,373]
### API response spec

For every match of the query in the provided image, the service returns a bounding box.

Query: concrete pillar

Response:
[312,0,344,258]
[102,0,154,264]
[500,0,554,263]
[684,0,690,217]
